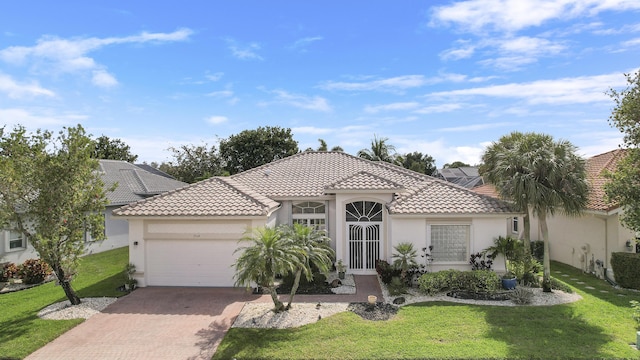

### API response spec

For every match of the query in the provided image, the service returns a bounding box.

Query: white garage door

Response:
[146,239,239,287]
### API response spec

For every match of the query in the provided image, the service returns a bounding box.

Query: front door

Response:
[346,201,383,273]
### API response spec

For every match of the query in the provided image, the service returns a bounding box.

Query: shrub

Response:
[530,241,545,262]
[388,276,407,296]
[469,252,493,270]
[18,259,52,284]
[375,259,401,285]
[418,269,501,295]
[509,255,543,286]
[1,263,19,281]
[549,277,573,293]
[610,252,640,290]
[510,287,534,305]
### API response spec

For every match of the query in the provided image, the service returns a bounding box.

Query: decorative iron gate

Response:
[346,201,382,271]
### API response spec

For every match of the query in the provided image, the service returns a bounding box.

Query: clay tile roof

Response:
[388,181,514,215]
[325,171,404,191]
[586,149,626,211]
[472,183,502,199]
[113,177,280,217]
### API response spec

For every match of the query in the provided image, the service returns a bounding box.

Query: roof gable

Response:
[325,171,404,192]
[586,149,626,211]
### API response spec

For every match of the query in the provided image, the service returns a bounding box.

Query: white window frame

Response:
[427,223,471,264]
[511,217,519,234]
[4,229,27,252]
[292,201,327,231]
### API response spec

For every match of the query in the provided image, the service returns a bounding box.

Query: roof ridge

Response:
[218,177,279,210]
[114,178,193,214]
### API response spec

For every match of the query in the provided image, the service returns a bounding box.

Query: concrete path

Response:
[26,275,382,360]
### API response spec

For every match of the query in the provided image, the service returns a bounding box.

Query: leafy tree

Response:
[281,223,334,309]
[480,132,588,292]
[315,138,343,152]
[443,161,470,168]
[605,71,640,235]
[219,126,299,174]
[357,135,397,163]
[233,227,301,312]
[93,135,138,162]
[159,143,223,183]
[0,125,108,305]
[397,151,437,175]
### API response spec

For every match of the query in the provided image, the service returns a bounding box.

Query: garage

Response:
[146,238,239,287]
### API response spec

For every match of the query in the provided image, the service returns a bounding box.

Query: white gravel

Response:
[38,297,118,320]
[232,302,350,329]
[327,273,356,294]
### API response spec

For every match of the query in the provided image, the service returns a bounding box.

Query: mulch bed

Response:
[347,302,398,321]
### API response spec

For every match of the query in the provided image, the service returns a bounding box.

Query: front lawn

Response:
[0,247,128,359]
[215,261,640,359]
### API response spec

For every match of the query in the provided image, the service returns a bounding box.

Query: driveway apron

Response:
[25,275,382,360]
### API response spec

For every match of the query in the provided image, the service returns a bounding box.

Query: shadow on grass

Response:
[76,272,126,298]
[482,304,613,359]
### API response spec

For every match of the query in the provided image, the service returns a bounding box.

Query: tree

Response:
[281,223,334,309]
[316,139,343,152]
[443,161,470,168]
[159,143,223,183]
[397,151,437,175]
[219,126,299,175]
[605,71,640,235]
[93,135,138,162]
[233,227,301,312]
[480,132,589,292]
[0,125,108,305]
[392,242,418,283]
[357,135,397,163]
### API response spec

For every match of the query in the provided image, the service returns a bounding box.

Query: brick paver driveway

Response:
[26,287,260,360]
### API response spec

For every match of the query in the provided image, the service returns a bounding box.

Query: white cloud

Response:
[205,72,224,81]
[396,137,485,167]
[224,38,263,60]
[0,73,55,98]
[428,72,629,105]
[430,0,640,34]
[364,102,421,113]
[264,89,332,112]
[414,103,463,114]
[206,115,228,125]
[206,90,234,98]
[438,121,513,132]
[91,69,118,88]
[291,126,333,135]
[0,28,192,86]
[319,75,430,92]
[621,37,640,48]
[0,107,86,127]
[290,36,323,49]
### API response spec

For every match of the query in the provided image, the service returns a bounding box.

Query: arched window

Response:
[345,201,382,222]
[292,201,326,230]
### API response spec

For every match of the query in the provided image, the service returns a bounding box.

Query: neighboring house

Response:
[436,167,485,189]
[0,160,187,264]
[473,149,637,280]
[114,151,518,287]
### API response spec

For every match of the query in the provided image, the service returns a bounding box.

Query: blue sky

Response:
[1,1,639,166]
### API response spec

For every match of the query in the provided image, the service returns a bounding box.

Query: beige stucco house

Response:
[114,151,518,287]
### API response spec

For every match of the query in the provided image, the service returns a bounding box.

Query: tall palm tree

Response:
[357,135,397,163]
[480,132,589,292]
[281,223,334,309]
[233,227,301,312]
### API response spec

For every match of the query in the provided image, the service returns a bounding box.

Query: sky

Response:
[1,1,639,167]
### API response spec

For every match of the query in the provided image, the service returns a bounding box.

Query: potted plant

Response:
[484,236,521,290]
[124,262,137,291]
[336,260,346,280]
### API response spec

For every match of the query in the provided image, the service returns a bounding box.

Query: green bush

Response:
[510,287,534,305]
[610,252,640,290]
[530,241,544,262]
[375,259,401,285]
[418,269,500,295]
[388,276,407,296]
[549,277,573,293]
[18,259,52,284]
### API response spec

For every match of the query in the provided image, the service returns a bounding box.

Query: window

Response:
[511,217,519,234]
[6,230,26,251]
[292,201,326,230]
[429,224,470,262]
[345,201,383,222]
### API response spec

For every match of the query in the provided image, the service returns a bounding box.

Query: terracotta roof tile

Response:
[114,177,280,217]
[585,149,626,211]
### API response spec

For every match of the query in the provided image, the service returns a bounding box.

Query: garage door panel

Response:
[146,239,238,287]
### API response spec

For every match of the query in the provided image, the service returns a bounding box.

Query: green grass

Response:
[214,261,640,359]
[0,247,128,359]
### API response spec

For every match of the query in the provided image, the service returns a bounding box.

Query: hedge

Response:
[611,252,640,290]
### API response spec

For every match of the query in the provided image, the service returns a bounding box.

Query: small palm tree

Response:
[483,236,521,276]
[280,223,334,309]
[233,227,301,312]
[357,135,397,163]
[392,242,418,282]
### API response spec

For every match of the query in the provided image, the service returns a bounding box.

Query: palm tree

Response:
[480,132,589,292]
[281,223,334,309]
[233,227,301,312]
[483,236,522,275]
[357,135,397,163]
[392,242,418,282]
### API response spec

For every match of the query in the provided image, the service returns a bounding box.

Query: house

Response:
[436,166,484,189]
[473,149,637,280]
[113,151,518,287]
[0,160,187,264]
